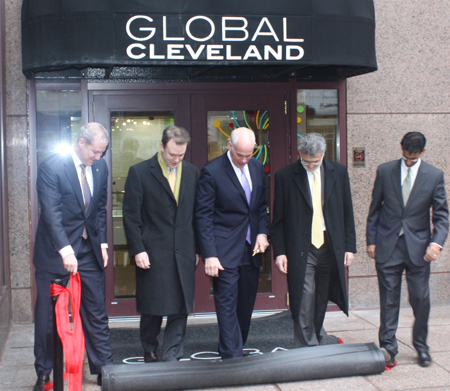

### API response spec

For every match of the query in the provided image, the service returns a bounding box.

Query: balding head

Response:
[228,127,256,169]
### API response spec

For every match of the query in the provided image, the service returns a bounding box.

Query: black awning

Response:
[21,0,377,80]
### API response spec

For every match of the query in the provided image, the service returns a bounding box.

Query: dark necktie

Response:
[241,168,252,243]
[80,164,92,239]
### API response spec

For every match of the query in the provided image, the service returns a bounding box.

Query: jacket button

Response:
[300,252,304,257]
[175,249,179,254]
[170,205,174,209]
[303,232,307,237]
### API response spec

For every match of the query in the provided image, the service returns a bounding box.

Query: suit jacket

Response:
[123,154,198,315]
[196,153,269,268]
[33,153,108,275]
[367,159,449,265]
[271,159,356,317]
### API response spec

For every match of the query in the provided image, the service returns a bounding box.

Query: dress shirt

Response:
[58,147,108,259]
[227,151,253,191]
[401,158,421,190]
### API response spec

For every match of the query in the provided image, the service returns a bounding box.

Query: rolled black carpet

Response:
[102,342,385,390]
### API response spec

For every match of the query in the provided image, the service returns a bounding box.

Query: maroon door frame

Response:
[87,80,347,317]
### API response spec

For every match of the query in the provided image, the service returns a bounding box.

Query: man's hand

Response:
[205,257,224,277]
[63,253,78,275]
[275,255,288,274]
[135,252,150,269]
[367,245,376,259]
[424,243,441,262]
[196,254,200,266]
[253,234,270,255]
[344,252,354,267]
[101,248,109,268]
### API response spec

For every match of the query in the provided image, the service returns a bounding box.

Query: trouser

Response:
[34,238,113,376]
[140,313,188,361]
[376,235,430,357]
[293,234,335,348]
[213,242,260,359]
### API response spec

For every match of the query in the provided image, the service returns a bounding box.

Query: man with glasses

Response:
[272,132,356,348]
[367,132,448,368]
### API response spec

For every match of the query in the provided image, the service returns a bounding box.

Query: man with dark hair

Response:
[123,125,198,362]
[367,131,449,368]
[33,123,112,390]
[271,132,356,348]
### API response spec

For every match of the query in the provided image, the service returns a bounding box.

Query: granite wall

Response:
[5,0,32,323]
[346,0,450,308]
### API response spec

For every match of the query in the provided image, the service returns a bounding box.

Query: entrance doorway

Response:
[90,85,289,316]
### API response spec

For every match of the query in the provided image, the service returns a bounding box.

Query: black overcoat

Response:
[123,154,198,315]
[271,159,356,319]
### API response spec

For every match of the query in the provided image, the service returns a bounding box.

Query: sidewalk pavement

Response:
[1,305,449,391]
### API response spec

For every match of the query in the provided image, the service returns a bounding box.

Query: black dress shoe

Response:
[380,347,396,368]
[97,374,102,386]
[144,351,158,363]
[33,373,50,391]
[418,351,432,367]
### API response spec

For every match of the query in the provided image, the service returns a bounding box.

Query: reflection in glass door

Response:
[296,90,339,162]
[111,111,174,298]
[207,110,271,294]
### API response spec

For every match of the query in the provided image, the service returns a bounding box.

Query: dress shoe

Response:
[144,351,158,363]
[380,347,396,368]
[418,351,432,367]
[97,374,102,386]
[33,373,50,391]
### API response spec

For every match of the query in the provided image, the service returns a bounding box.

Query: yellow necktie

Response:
[311,170,324,249]
[168,169,175,193]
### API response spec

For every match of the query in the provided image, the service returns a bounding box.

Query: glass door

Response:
[90,87,290,316]
[191,91,289,313]
[110,111,175,299]
[91,91,190,316]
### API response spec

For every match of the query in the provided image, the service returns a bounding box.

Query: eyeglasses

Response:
[402,156,419,163]
[300,157,323,167]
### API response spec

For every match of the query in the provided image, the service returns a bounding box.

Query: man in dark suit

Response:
[271,133,356,348]
[123,126,198,362]
[33,123,112,390]
[367,132,448,368]
[196,127,269,359]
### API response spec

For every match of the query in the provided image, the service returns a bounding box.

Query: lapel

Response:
[323,159,336,207]
[390,159,405,207]
[149,154,176,202]
[223,153,248,206]
[404,161,428,211]
[63,154,85,212]
[293,161,312,209]
[90,160,102,212]
[178,161,192,204]
[248,159,260,208]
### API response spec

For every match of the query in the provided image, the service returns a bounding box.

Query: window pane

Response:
[36,90,82,165]
[111,111,175,298]
[297,90,338,161]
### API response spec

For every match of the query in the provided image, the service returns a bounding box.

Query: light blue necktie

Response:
[241,168,252,243]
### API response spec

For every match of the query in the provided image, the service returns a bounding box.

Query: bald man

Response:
[196,128,269,359]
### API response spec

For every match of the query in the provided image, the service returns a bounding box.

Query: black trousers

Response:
[293,234,335,348]
[376,235,431,357]
[213,242,260,359]
[140,313,188,361]
[34,238,113,376]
